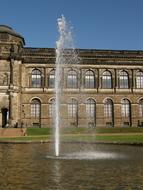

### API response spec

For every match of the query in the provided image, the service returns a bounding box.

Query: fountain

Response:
[0,17,140,190]
[54,15,124,160]
[55,15,79,157]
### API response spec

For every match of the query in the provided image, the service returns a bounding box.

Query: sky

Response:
[0,0,143,50]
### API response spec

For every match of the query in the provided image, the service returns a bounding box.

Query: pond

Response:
[0,143,143,190]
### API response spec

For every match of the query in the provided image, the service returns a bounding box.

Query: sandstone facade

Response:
[0,25,143,128]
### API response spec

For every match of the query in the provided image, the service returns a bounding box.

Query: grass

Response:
[0,135,50,142]
[27,128,52,136]
[1,127,143,144]
[27,127,143,136]
[95,127,143,134]
[0,133,143,144]
[61,134,143,143]
[95,135,143,143]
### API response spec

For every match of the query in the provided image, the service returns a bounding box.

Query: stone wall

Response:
[0,26,143,128]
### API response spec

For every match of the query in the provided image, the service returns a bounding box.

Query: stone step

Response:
[0,128,27,137]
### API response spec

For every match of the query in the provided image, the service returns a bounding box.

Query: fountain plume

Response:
[55,15,80,156]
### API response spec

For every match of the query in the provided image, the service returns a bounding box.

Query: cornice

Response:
[22,47,143,60]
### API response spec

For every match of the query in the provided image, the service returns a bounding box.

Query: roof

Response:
[0,25,25,45]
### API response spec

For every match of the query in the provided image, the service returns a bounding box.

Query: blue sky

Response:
[0,0,143,50]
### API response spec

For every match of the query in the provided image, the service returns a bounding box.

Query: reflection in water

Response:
[52,161,61,190]
[0,143,143,189]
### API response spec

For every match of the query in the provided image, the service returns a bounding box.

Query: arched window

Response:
[49,98,55,117]
[136,71,143,89]
[104,99,113,117]
[102,71,112,89]
[139,99,143,117]
[86,98,96,118]
[31,99,41,117]
[49,70,55,88]
[31,69,42,87]
[84,70,95,89]
[68,98,78,118]
[119,71,129,89]
[67,70,78,88]
[121,99,131,117]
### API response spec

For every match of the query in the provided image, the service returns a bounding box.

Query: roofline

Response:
[23,47,143,54]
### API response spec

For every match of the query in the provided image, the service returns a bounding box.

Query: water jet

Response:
[55,15,79,156]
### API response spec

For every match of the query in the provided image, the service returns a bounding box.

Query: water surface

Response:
[0,143,143,190]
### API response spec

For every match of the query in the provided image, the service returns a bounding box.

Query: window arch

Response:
[136,71,143,89]
[49,69,55,88]
[84,70,95,89]
[104,99,113,117]
[31,98,41,117]
[139,99,143,117]
[121,99,131,117]
[67,70,78,88]
[86,98,96,118]
[68,98,78,118]
[49,98,55,118]
[119,71,129,89]
[31,69,42,87]
[101,71,112,89]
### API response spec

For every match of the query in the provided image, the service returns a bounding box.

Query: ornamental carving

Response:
[0,45,11,53]
[0,73,8,85]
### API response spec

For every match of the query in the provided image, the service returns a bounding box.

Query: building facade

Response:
[0,25,143,128]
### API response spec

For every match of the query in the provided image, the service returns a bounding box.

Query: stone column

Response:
[44,67,46,88]
[8,59,14,127]
[10,59,14,85]
[0,110,2,128]
[114,69,117,93]
[8,92,13,126]
[131,69,134,93]
[97,68,99,92]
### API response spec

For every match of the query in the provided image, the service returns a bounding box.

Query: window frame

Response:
[119,71,129,89]
[31,69,42,88]
[121,99,130,117]
[139,99,143,117]
[101,71,112,89]
[67,70,78,89]
[104,99,113,117]
[136,71,143,89]
[49,98,55,118]
[86,98,96,118]
[31,99,41,118]
[68,98,78,118]
[84,70,95,89]
[49,69,55,88]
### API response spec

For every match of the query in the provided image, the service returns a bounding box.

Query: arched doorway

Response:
[1,108,9,127]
